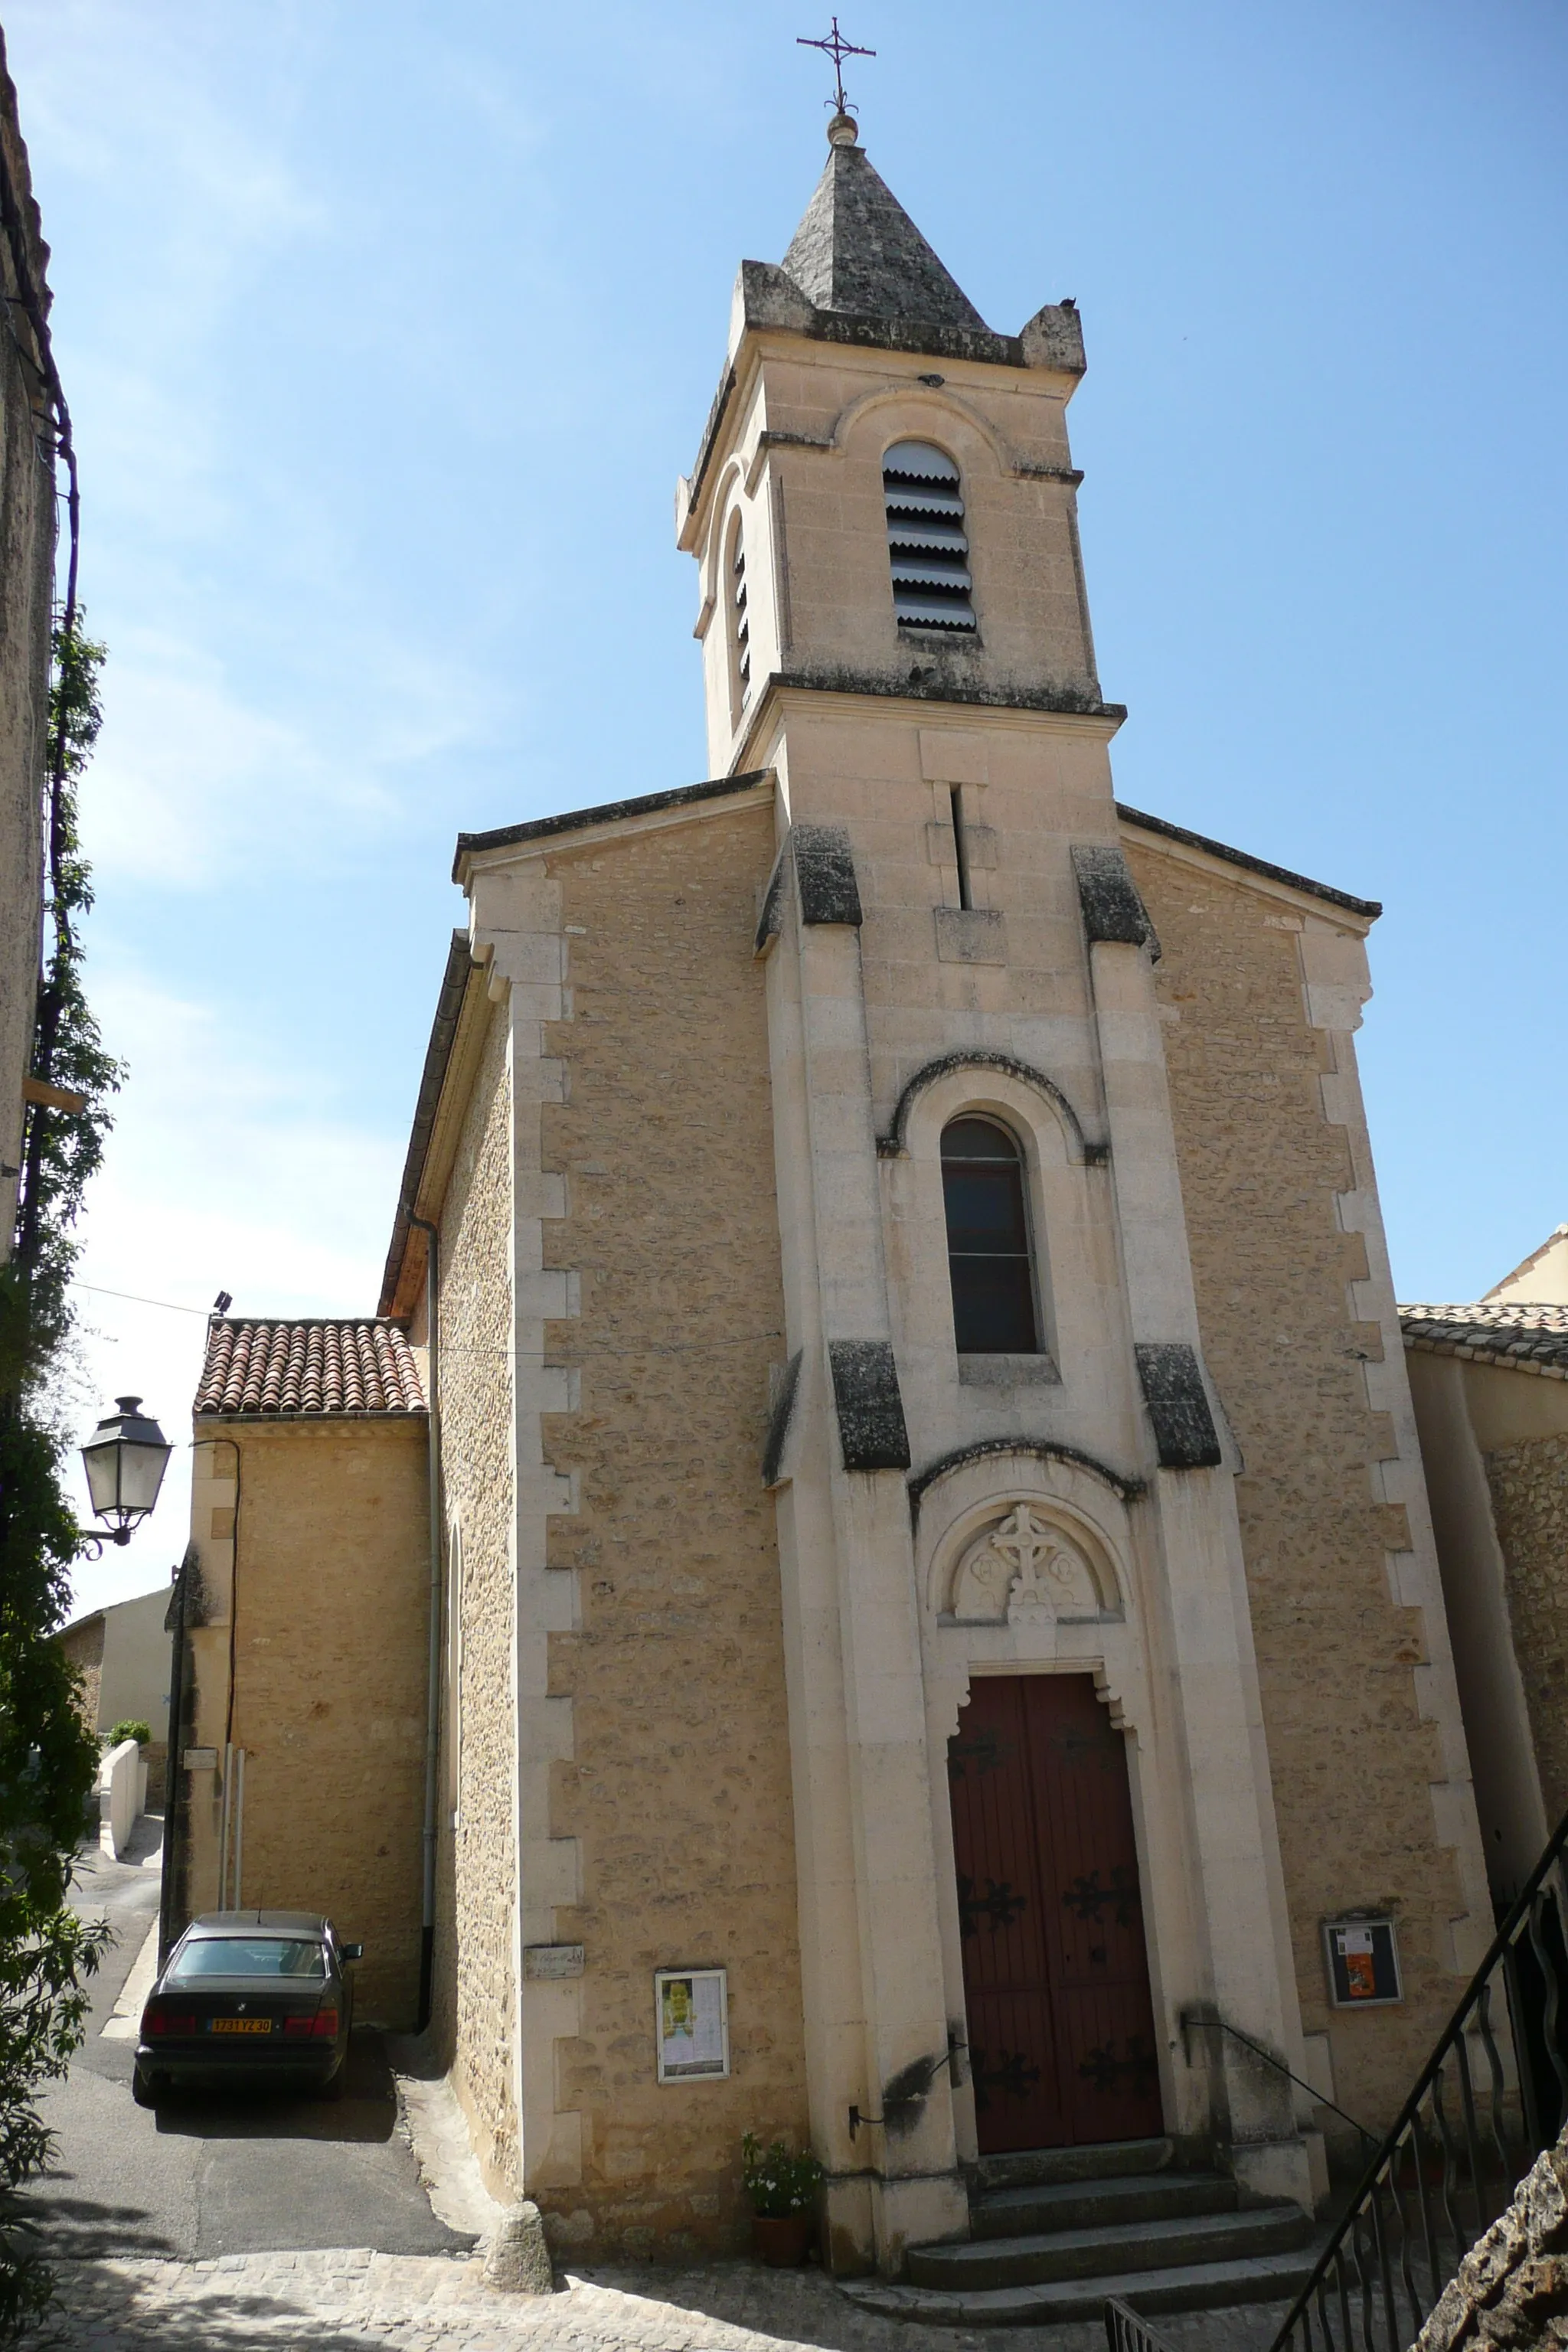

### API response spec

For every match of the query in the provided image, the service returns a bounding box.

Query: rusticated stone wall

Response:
[1128,838,1472,2135]
[1416,2125,1568,2352]
[433,1002,522,2199]
[1485,1434,1568,1827]
[535,801,809,2258]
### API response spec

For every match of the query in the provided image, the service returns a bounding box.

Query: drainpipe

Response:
[410,1214,442,2033]
[158,1553,190,1967]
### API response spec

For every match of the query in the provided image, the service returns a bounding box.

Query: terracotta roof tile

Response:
[1399,1300,1568,1380]
[195,1319,426,1417]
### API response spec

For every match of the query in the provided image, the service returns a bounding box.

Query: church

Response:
[172,107,1494,2289]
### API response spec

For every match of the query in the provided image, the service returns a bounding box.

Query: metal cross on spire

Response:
[796,17,876,117]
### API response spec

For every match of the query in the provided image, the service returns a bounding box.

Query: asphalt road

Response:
[23,1821,474,2262]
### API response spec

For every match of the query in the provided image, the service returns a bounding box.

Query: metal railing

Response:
[1269,1805,1568,2352]
[1105,2295,1179,2352]
[1181,2007,1379,2153]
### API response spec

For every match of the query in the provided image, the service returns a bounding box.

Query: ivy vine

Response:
[0,616,119,2340]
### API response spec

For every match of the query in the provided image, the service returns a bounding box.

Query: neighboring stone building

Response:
[168,1319,432,2027]
[181,116,1495,2291]
[1402,1245,1568,1909]
[0,32,62,1262]
[57,1584,177,1803]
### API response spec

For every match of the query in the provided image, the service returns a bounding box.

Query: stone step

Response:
[967,2137,1174,2194]
[907,2200,1312,2290]
[972,2171,1240,2239]
[841,2244,1323,2327]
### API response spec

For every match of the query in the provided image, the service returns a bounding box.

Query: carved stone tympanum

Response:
[949,1504,1101,1624]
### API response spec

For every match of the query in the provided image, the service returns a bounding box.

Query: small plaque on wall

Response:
[182,1748,217,1771]
[1325,1917,1402,2007]
[523,1944,584,1981]
[655,1967,729,2082]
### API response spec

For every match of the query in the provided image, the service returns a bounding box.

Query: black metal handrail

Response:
[1181,2007,1379,2151]
[1269,1803,1568,2352]
[1105,2295,1179,2352]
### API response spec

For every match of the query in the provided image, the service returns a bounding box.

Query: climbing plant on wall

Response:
[0,616,119,2342]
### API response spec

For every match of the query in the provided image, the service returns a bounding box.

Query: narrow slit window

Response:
[942,1116,1039,1354]
[729,514,752,704]
[884,441,975,632]
[950,783,972,910]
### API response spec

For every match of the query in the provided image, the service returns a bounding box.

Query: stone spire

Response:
[780,116,989,332]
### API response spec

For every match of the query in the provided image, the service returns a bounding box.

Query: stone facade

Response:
[1128,835,1488,2139]
[178,1413,430,2026]
[535,802,808,2258]
[429,1001,523,2199]
[0,34,59,1263]
[409,802,810,2250]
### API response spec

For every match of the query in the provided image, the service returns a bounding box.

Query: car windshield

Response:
[168,1937,326,1981]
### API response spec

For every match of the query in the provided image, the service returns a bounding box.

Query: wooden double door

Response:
[948,1673,1163,2153]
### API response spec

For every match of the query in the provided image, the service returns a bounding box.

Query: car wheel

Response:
[132,2069,161,2109]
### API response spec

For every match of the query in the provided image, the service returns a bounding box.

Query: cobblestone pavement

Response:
[28,2251,1296,2352]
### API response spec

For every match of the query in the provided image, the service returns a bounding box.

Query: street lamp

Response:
[79,1395,173,1551]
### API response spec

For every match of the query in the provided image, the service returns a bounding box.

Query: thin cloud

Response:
[80,628,480,890]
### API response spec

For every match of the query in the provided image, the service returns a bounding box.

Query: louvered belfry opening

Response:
[884,440,975,632]
[730,513,751,701]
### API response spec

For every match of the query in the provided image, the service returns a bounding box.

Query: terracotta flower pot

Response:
[750,2211,813,2266]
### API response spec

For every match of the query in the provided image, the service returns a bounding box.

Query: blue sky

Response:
[10,0,1565,1612]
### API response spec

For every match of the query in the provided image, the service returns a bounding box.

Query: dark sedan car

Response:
[133,1911,361,2106]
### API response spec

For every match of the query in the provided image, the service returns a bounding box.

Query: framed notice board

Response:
[1324,1917,1403,2007]
[655,1968,730,2082]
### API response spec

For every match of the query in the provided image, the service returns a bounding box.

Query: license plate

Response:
[208,2017,272,2035]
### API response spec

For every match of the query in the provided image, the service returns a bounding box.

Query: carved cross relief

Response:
[949,1504,1101,1625]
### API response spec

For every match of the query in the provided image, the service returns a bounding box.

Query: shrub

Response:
[103,1721,150,1750]
[740,2132,823,2218]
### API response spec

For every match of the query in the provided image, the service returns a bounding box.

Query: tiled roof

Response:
[1399,1301,1568,1380]
[195,1319,426,1417]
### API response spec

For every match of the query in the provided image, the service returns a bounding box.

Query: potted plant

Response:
[741,2133,822,2265]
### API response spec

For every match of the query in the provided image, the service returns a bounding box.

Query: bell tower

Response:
[676,110,1106,784]
[677,109,1321,2275]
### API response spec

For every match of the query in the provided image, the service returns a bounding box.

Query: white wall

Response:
[98,1737,149,1859]
[95,1584,173,1739]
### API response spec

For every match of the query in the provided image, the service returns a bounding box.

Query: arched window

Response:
[883,441,975,632]
[727,510,752,708]
[941,1116,1039,1353]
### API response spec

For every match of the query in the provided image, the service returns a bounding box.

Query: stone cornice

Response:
[1117,802,1380,926]
[452,771,773,884]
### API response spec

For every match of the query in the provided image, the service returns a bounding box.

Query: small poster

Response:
[655,1968,730,2082]
[1325,1917,1402,2007]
